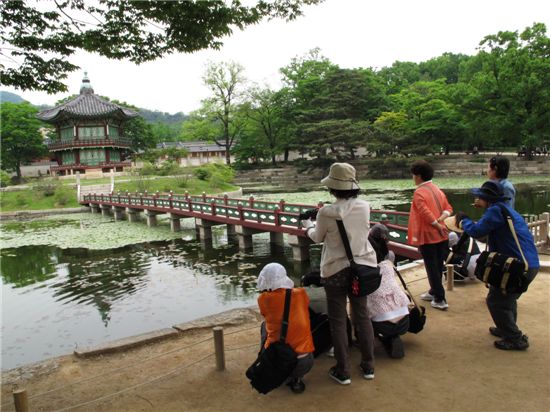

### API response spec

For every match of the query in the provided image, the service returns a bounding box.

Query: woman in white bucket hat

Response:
[302,162,377,385]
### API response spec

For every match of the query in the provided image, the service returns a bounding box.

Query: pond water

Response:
[1,177,548,370]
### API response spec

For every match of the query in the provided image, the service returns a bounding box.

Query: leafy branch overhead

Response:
[0,0,322,93]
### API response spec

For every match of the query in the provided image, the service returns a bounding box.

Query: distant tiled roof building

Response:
[37,72,138,176]
[156,141,231,166]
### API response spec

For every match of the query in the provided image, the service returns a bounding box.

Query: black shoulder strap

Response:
[280,289,292,343]
[393,266,421,308]
[336,219,355,264]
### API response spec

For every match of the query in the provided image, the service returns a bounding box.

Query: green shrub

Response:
[194,167,211,181]
[0,170,12,187]
[54,190,69,206]
[139,162,157,176]
[34,180,60,197]
[159,161,180,176]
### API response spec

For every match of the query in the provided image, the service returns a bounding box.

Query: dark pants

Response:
[486,268,539,341]
[260,322,314,379]
[372,315,409,338]
[324,269,374,376]
[419,240,449,302]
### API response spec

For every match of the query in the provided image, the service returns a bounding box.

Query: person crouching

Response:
[257,263,315,393]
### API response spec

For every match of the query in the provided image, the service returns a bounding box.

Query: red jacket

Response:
[407,181,453,246]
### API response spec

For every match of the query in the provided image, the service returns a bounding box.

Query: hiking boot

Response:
[360,363,375,380]
[389,336,405,359]
[431,299,449,310]
[329,367,351,385]
[287,378,306,394]
[494,336,529,351]
[489,327,503,338]
[420,291,434,301]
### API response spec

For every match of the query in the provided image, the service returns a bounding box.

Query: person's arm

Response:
[414,190,447,234]
[304,209,329,243]
[460,206,503,239]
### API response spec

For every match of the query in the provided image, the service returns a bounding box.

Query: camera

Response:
[298,208,319,221]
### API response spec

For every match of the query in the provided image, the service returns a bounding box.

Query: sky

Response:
[2,0,549,114]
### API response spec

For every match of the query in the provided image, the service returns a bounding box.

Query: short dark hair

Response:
[489,156,510,179]
[410,160,434,181]
[329,188,360,199]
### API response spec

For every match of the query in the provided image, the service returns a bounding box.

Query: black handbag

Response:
[245,289,298,394]
[336,220,381,297]
[474,204,530,294]
[393,267,426,334]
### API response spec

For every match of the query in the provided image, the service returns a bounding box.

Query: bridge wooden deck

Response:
[80,192,420,261]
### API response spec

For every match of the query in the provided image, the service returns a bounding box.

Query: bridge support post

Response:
[126,208,141,222]
[287,235,311,261]
[113,206,125,221]
[169,213,181,232]
[270,232,284,246]
[145,210,158,227]
[90,204,100,214]
[100,204,111,217]
[226,225,237,242]
[234,226,264,251]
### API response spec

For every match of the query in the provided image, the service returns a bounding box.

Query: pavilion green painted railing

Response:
[82,192,410,244]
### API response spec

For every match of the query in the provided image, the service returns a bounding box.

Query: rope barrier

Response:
[52,353,215,412]
[1,322,261,408]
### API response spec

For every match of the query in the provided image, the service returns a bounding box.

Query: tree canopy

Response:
[1,102,48,179]
[0,0,322,93]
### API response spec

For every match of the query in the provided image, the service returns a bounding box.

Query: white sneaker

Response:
[420,292,434,301]
[431,299,449,310]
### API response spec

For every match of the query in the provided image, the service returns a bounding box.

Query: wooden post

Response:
[541,212,549,251]
[213,327,225,371]
[13,389,29,412]
[446,264,454,291]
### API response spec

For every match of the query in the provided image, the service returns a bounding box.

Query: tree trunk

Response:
[284,149,289,162]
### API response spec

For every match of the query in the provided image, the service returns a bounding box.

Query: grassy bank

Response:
[0,176,238,213]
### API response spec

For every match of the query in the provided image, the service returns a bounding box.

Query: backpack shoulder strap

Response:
[280,289,292,343]
[336,219,355,264]
[495,204,529,271]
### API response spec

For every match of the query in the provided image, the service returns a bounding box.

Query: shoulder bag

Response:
[336,220,381,297]
[393,267,426,334]
[474,204,530,294]
[245,289,298,394]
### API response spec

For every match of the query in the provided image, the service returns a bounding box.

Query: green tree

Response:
[377,61,421,95]
[179,112,220,142]
[298,68,387,159]
[466,23,550,152]
[202,61,248,164]
[0,0,322,93]
[419,52,472,84]
[244,85,285,165]
[0,102,47,179]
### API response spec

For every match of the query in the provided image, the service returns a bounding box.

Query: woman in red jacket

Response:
[408,160,453,310]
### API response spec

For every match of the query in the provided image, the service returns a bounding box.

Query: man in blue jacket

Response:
[454,181,539,351]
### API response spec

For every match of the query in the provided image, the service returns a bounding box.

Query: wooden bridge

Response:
[80,191,420,262]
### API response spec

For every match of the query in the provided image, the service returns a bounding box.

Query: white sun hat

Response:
[257,263,294,291]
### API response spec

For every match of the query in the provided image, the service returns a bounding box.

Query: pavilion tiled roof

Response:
[37,72,138,123]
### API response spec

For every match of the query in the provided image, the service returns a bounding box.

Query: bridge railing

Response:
[82,192,411,242]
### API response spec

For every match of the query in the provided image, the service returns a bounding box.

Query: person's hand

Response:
[434,221,448,236]
[455,211,469,228]
[301,219,314,230]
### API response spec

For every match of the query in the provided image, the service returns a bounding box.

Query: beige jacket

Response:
[306,198,377,277]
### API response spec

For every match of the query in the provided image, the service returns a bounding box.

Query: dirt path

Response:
[2,264,549,412]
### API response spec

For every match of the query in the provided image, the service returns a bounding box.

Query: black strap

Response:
[336,220,355,264]
[279,289,292,343]
[393,266,422,309]
[423,183,443,215]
